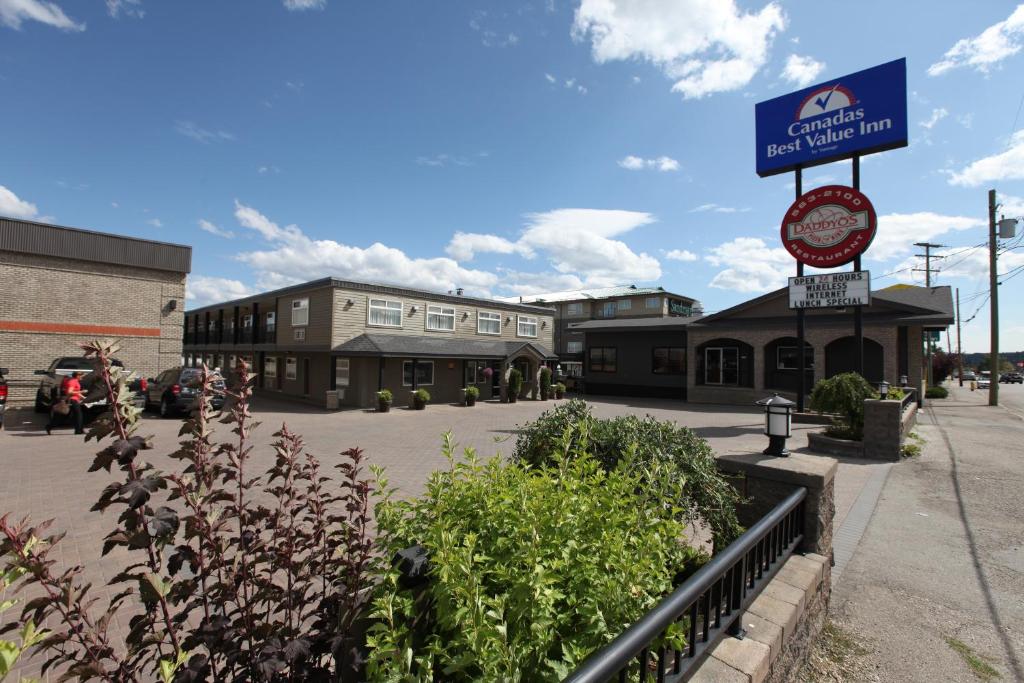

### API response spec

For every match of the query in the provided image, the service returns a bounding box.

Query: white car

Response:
[977,375,991,389]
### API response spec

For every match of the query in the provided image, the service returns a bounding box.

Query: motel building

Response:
[183,278,557,409]
[566,284,954,404]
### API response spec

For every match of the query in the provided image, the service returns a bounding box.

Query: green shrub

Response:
[926,386,948,399]
[508,368,523,399]
[885,386,905,401]
[809,373,878,440]
[555,382,566,396]
[465,385,480,399]
[539,366,552,399]
[367,434,705,681]
[377,388,393,403]
[512,400,742,547]
[414,388,431,403]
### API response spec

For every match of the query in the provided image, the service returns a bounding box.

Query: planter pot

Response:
[378,402,391,413]
[413,398,427,410]
[508,395,518,404]
[555,390,564,399]
[807,431,863,458]
[466,396,477,407]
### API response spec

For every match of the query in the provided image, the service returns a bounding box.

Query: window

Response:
[286,357,297,380]
[652,347,685,374]
[562,361,583,378]
[264,357,277,379]
[646,297,661,309]
[292,298,309,326]
[294,328,305,341]
[369,298,402,327]
[704,347,739,385]
[600,302,616,318]
[335,358,350,387]
[567,302,583,315]
[402,361,434,386]
[517,315,538,338]
[426,304,455,331]
[617,299,632,311]
[478,311,501,335]
[566,341,584,354]
[266,312,276,331]
[242,314,253,329]
[777,346,814,370]
[464,360,488,385]
[589,347,617,373]
[208,319,216,331]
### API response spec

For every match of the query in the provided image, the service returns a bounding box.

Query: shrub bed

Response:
[926,386,949,399]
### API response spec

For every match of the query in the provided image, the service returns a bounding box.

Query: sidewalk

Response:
[829,383,1024,682]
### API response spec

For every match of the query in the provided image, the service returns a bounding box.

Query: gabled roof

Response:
[497,284,697,305]
[333,333,557,360]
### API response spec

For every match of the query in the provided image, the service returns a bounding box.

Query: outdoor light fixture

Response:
[899,375,908,387]
[346,298,354,306]
[756,393,794,457]
[878,380,890,399]
[506,316,512,324]
[410,306,417,314]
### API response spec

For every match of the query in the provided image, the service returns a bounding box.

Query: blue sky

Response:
[3,0,1024,353]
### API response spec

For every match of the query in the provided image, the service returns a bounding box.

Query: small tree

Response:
[931,351,958,383]
[539,367,552,400]
[507,368,523,402]
[809,372,878,440]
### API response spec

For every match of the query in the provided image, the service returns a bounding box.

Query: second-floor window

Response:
[426,305,455,331]
[566,341,584,353]
[266,312,276,331]
[646,297,661,309]
[369,298,402,327]
[517,315,538,338]
[243,314,253,329]
[478,311,501,335]
[617,299,632,310]
[567,302,583,315]
[600,302,616,317]
[292,298,309,326]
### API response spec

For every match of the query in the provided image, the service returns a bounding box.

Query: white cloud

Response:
[666,249,698,262]
[186,276,255,308]
[111,201,119,208]
[285,80,304,92]
[147,218,163,228]
[544,72,556,83]
[928,5,1024,76]
[869,212,985,259]
[705,237,792,292]
[415,153,475,168]
[445,232,534,261]
[283,0,325,10]
[885,245,1024,286]
[0,0,84,31]
[919,107,949,130]
[690,203,749,213]
[174,121,235,144]
[258,165,281,175]
[958,113,974,129]
[617,155,679,171]
[198,219,235,239]
[572,0,786,99]
[0,184,39,219]
[106,0,143,19]
[495,270,587,297]
[781,54,824,86]
[947,130,1024,186]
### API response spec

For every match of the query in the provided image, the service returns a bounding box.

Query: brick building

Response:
[0,217,191,405]
[183,278,557,409]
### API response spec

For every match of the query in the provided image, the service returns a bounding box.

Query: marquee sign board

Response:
[755,58,908,177]
[781,185,877,268]
[789,272,870,309]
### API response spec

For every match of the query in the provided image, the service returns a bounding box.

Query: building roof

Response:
[0,215,192,274]
[568,316,704,331]
[334,333,557,359]
[185,277,556,316]
[497,284,697,305]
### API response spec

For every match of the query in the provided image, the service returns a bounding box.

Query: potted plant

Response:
[413,388,430,410]
[377,389,393,413]
[507,368,523,403]
[465,386,480,407]
[539,367,552,401]
[554,382,566,399]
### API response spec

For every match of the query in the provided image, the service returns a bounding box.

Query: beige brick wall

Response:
[0,251,185,405]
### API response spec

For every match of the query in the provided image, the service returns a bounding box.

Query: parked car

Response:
[1000,372,1023,384]
[962,371,977,381]
[977,373,991,389]
[0,367,8,430]
[34,357,146,413]
[145,366,226,417]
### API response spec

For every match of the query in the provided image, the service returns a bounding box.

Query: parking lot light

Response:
[756,393,794,457]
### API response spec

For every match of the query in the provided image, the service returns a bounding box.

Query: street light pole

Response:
[988,189,999,407]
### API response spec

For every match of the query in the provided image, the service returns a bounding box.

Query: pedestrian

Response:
[46,371,85,435]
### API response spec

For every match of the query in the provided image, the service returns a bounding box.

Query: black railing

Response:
[900,388,916,412]
[565,486,807,683]
[240,328,254,344]
[262,327,276,344]
[183,332,194,345]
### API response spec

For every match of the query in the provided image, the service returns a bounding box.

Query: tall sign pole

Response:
[795,167,805,412]
[956,287,963,387]
[852,154,864,375]
[988,189,999,406]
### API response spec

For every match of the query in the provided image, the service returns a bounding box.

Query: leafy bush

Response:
[554,382,566,397]
[0,340,380,681]
[885,386,905,401]
[926,386,948,399]
[512,400,742,547]
[539,367,552,400]
[377,388,393,403]
[508,368,523,400]
[465,386,480,400]
[809,373,878,440]
[414,388,431,403]
[366,433,705,681]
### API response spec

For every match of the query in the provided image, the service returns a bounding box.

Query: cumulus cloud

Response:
[947,130,1024,186]
[919,108,949,130]
[174,121,235,144]
[198,219,235,239]
[665,249,698,262]
[572,0,786,99]
[705,237,792,292]
[690,203,749,213]
[869,212,985,258]
[186,276,256,308]
[618,155,679,171]
[106,0,143,19]
[885,245,1024,285]
[445,232,534,261]
[0,184,39,219]
[147,218,163,228]
[283,0,326,10]
[928,5,1024,76]
[494,270,587,297]
[0,0,84,31]
[781,54,824,86]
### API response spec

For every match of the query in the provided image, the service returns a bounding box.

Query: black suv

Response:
[0,366,8,430]
[34,357,146,413]
[999,372,1023,384]
[146,367,226,417]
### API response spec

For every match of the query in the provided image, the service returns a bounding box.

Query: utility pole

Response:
[913,242,946,287]
[956,287,964,387]
[988,189,999,406]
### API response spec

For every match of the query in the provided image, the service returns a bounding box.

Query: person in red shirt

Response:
[46,371,85,435]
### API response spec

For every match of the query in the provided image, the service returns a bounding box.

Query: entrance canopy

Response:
[333,333,556,361]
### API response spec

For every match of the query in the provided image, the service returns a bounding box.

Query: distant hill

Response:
[960,351,1024,368]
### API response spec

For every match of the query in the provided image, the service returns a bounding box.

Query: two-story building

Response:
[183,278,556,409]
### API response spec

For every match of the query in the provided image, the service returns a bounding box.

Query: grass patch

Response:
[799,621,876,682]
[901,442,921,458]
[946,637,1001,681]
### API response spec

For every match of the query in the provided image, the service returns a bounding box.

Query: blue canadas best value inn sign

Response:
[755,58,908,177]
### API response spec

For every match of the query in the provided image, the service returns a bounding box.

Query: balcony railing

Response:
[239,328,254,344]
[565,486,807,683]
[262,326,276,344]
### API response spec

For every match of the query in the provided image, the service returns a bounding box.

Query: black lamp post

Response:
[877,380,890,399]
[756,393,795,457]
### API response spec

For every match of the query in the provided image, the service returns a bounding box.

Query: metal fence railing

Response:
[899,388,916,412]
[564,486,807,683]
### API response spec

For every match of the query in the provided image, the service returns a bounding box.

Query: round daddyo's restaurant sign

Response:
[781,185,877,267]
